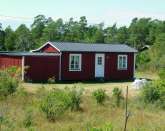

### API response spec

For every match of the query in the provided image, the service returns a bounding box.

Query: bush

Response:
[136,51,150,70]
[92,89,106,104]
[112,87,123,107]
[40,89,70,121]
[140,80,165,109]
[0,67,20,98]
[67,86,83,111]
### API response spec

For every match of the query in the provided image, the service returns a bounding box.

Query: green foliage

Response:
[23,108,34,128]
[136,51,150,70]
[112,88,123,107]
[67,86,84,111]
[40,89,70,121]
[92,89,106,104]
[4,26,16,51]
[140,80,165,109]
[128,18,152,49]
[15,24,34,51]
[0,67,20,98]
[0,23,5,50]
[1,15,165,74]
[158,69,165,79]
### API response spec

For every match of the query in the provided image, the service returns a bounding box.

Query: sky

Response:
[0,0,165,29]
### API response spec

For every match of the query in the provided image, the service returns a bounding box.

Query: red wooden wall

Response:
[40,44,59,53]
[24,56,59,82]
[61,52,95,80]
[61,52,134,81]
[105,53,134,80]
[0,55,22,69]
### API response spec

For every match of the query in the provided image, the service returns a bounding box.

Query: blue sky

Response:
[0,0,165,29]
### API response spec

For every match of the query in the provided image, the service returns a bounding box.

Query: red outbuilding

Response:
[0,42,137,82]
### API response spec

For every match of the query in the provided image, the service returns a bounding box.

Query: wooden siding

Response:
[0,55,22,69]
[104,53,134,80]
[24,56,59,82]
[61,52,134,81]
[40,44,60,53]
[61,52,95,80]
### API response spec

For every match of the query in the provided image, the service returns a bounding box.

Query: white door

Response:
[95,54,105,77]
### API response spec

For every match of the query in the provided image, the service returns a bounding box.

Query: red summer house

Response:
[0,42,137,82]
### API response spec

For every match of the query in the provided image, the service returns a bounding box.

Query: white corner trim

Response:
[69,54,82,71]
[59,52,62,80]
[30,42,61,52]
[117,54,128,70]
[22,56,25,81]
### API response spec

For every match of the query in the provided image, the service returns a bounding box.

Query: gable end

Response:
[31,42,60,53]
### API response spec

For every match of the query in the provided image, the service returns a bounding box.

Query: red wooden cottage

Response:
[0,42,137,82]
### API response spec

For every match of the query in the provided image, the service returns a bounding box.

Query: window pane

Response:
[75,56,79,62]
[75,63,79,69]
[118,55,127,69]
[70,55,80,70]
[123,56,127,68]
[119,56,122,68]
[98,57,102,65]
[70,64,74,69]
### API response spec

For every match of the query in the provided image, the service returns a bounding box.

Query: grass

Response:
[23,81,137,97]
[135,71,159,80]
[0,72,164,131]
[0,83,164,130]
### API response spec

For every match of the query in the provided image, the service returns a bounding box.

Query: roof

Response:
[49,42,137,53]
[0,51,60,56]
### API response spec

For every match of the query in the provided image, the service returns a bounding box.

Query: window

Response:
[97,57,102,65]
[118,55,127,70]
[69,54,81,71]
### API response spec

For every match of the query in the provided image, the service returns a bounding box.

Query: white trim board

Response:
[59,53,62,80]
[133,53,136,78]
[22,56,25,81]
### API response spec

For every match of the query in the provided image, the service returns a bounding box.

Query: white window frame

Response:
[69,54,82,71]
[118,55,128,70]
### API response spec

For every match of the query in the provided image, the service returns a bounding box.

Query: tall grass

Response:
[0,83,165,131]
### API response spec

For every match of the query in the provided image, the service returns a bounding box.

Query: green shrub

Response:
[112,87,123,107]
[67,86,84,111]
[141,83,159,103]
[136,51,150,70]
[140,80,165,109]
[40,89,70,121]
[92,89,106,104]
[0,68,20,98]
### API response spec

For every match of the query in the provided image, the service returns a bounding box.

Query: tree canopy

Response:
[0,15,165,73]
